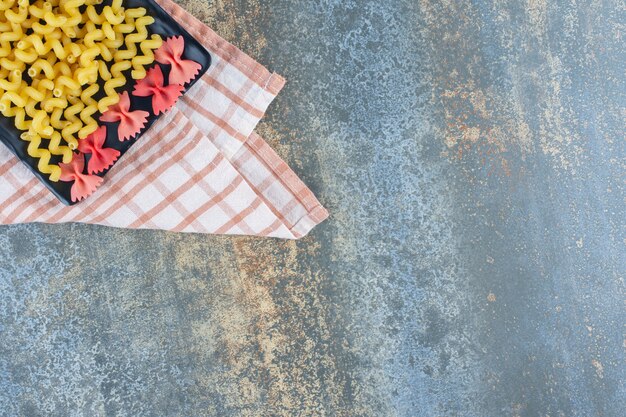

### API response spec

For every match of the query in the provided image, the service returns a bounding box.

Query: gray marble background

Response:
[0,0,624,416]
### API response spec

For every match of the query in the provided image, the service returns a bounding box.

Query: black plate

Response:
[0,0,211,205]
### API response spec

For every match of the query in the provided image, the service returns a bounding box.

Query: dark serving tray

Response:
[0,0,211,205]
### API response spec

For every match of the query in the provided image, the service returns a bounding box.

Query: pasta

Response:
[0,0,162,181]
[76,125,120,173]
[132,64,183,115]
[154,35,201,85]
[58,151,103,202]
[99,90,147,140]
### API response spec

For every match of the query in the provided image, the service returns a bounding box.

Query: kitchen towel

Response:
[0,0,328,239]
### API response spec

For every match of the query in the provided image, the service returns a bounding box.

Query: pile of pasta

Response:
[0,0,162,181]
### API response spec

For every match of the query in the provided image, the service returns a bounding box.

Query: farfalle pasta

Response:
[154,35,200,85]
[0,0,162,181]
[77,125,119,173]
[133,65,183,115]
[100,90,148,140]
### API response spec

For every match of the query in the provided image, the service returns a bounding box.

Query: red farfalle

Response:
[154,36,201,85]
[77,125,121,174]
[133,65,184,115]
[100,92,149,141]
[59,152,104,203]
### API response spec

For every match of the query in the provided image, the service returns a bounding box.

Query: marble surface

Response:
[0,0,624,416]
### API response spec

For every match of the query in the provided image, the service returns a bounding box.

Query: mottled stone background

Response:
[0,0,624,416]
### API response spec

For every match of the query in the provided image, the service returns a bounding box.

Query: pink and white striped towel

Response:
[0,0,328,239]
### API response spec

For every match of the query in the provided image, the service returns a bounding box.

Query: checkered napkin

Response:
[0,0,328,239]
